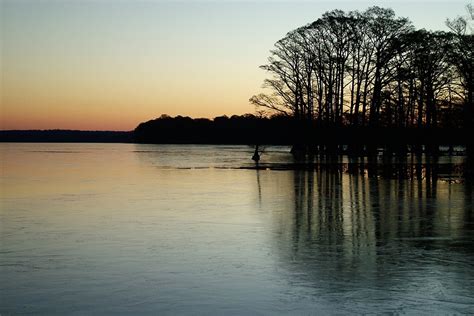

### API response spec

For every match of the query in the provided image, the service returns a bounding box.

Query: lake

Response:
[1,143,473,314]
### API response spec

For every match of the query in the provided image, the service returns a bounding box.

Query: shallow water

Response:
[1,143,473,314]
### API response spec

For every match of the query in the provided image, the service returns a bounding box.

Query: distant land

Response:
[0,130,133,143]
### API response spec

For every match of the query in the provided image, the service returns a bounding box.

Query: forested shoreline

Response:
[133,114,473,152]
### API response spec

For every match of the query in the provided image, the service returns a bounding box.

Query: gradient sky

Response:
[1,0,468,131]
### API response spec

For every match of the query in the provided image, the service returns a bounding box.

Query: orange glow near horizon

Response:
[1,82,260,130]
[1,52,261,130]
[1,85,258,131]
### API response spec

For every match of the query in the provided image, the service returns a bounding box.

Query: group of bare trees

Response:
[250,6,473,129]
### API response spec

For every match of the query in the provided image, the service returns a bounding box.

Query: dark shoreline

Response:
[133,116,474,149]
[0,130,133,143]
[1,127,473,148]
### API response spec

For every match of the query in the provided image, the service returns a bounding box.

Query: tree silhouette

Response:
[446,4,474,128]
[251,6,470,132]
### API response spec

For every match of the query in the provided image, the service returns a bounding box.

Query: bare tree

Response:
[446,3,474,128]
[251,5,468,141]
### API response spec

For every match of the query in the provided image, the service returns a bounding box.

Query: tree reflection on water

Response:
[255,158,473,312]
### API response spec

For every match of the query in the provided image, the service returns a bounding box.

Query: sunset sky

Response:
[1,0,468,131]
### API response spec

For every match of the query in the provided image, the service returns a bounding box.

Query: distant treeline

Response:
[134,114,473,150]
[250,6,473,130]
[0,130,133,143]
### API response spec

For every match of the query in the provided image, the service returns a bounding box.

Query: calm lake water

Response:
[1,143,473,315]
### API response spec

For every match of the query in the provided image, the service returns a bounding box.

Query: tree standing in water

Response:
[250,5,472,155]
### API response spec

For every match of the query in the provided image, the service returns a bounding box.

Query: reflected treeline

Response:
[256,152,471,182]
[258,166,473,292]
[347,155,458,184]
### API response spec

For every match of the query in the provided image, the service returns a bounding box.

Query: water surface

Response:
[1,143,473,314]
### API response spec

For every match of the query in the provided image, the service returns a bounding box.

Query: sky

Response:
[1,0,469,131]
